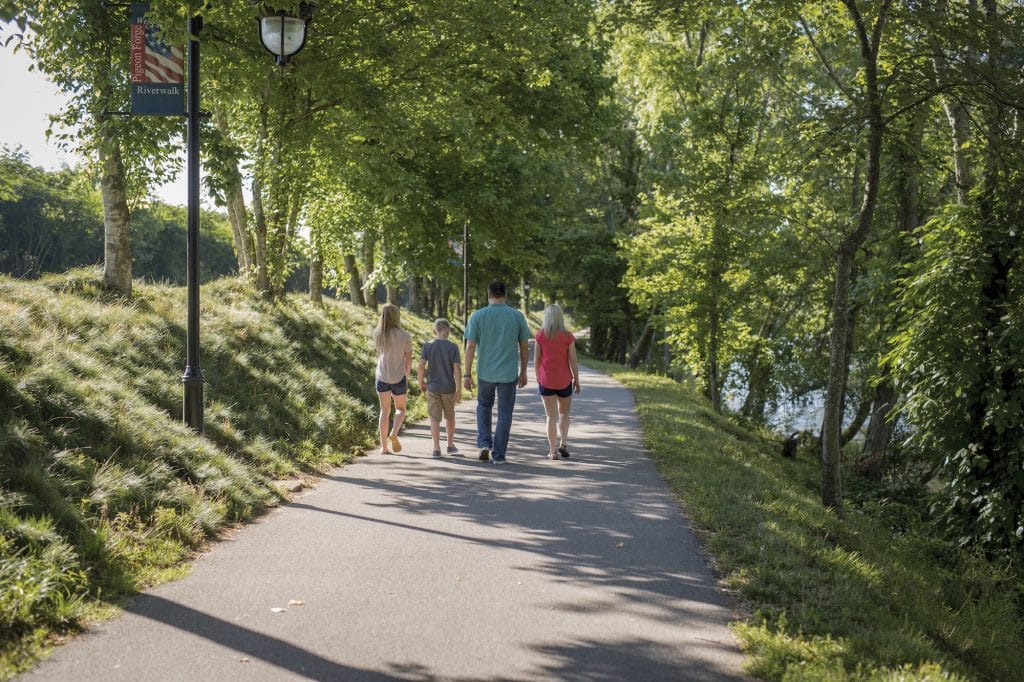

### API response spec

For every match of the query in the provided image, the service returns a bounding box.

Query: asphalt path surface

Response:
[24,363,747,681]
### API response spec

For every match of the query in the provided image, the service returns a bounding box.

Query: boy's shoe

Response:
[558,445,570,459]
[548,452,558,460]
[491,455,508,465]
[478,448,490,461]
[447,445,461,456]
[389,435,402,453]
[432,450,442,458]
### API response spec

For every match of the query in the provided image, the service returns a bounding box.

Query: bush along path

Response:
[22,362,747,681]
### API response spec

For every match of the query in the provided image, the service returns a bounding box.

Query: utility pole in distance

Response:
[463,220,469,333]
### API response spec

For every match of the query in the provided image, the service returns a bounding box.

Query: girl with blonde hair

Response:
[533,303,581,460]
[373,304,413,454]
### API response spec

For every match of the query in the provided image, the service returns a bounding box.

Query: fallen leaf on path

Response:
[270,607,287,613]
[240,658,250,663]
[616,542,625,548]
[288,599,305,606]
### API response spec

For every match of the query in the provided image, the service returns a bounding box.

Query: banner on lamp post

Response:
[130,3,185,116]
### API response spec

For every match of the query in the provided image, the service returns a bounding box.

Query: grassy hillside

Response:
[598,363,1023,681]
[0,270,435,675]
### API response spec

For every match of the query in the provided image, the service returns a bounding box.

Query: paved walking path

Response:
[24,364,747,681]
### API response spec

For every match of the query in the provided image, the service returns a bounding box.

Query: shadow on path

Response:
[124,594,402,681]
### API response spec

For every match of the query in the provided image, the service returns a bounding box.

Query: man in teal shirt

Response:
[463,281,531,464]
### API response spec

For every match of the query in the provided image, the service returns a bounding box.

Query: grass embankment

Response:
[0,270,434,676]
[599,364,1023,681]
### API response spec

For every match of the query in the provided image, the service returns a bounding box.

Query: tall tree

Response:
[808,0,892,515]
[18,2,181,295]
[890,1,1024,556]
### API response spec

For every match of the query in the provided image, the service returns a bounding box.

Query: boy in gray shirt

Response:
[417,319,462,457]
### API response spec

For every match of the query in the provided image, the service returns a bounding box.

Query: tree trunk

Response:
[309,253,323,305]
[840,393,872,446]
[343,253,365,305]
[966,0,1018,494]
[931,1,975,204]
[821,245,857,514]
[225,177,252,277]
[214,109,252,276]
[741,309,777,422]
[387,285,400,305]
[628,311,658,368]
[99,137,132,295]
[859,107,926,478]
[251,175,270,295]
[943,102,974,204]
[616,325,630,364]
[862,380,898,481]
[821,0,890,516]
[707,249,724,411]
[741,356,771,422]
[269,189,302,298]
[362,236,378,309]
[408,277,422,314]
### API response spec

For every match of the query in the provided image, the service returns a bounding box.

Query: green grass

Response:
[7,278,1019,680]
[0,269,433,677]
[594,362,1023,681]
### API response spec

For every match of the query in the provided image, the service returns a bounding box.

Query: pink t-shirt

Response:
[535,330,575,389]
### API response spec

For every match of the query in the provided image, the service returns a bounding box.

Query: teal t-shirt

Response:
[464,303,531,383]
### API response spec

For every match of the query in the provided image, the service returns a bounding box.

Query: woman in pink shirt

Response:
[534,303,581,460]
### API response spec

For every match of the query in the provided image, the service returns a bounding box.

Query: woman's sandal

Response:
[558,445,570,459]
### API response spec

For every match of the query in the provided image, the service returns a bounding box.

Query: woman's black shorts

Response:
[537,382,573,398]
[376,376,408,395]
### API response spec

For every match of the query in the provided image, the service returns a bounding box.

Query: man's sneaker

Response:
[478,448,490,461]
[492,455,508,465]
[432,450,442,458]
[447,445,461,456]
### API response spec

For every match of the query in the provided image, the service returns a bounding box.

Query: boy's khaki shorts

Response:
[427,391,457,422]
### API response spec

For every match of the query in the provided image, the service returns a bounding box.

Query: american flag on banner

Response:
[141,25,184,83]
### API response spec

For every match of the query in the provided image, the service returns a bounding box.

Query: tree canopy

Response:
[7,0,1024,559]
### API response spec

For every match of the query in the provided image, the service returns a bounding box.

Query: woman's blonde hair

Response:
[373,304,402,353]
[541,303,567,340]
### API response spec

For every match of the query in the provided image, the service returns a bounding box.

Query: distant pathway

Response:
[24,364,747,681]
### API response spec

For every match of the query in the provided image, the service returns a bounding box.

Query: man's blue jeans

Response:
[476,379,517,457]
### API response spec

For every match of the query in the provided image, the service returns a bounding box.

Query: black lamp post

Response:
[182,5,315,433]
[182,13,204,432]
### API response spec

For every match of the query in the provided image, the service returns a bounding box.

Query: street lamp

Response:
[182,5,315,433]
[257,3,315,66]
